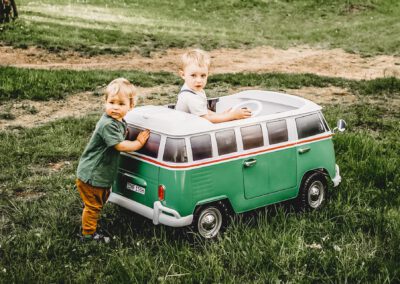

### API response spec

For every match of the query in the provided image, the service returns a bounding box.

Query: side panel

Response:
[243,148,297,199]
[158,159,244,217]
[112,155,160,209]
[296,138,336,182]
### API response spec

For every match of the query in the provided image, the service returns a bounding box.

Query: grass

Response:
[0,67,179,101]
[0,73,399,282]
[1,0,399,56]
[1,66,399,102]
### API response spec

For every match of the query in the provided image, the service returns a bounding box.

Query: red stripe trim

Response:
[128,134,332,169]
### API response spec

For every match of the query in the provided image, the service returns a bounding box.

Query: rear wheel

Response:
[192,201,230,239]
[297,172,327,211]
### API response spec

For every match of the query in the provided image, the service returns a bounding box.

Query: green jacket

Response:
[77,114,127,188]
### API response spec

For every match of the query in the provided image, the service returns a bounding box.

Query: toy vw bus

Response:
[109,90,346,239]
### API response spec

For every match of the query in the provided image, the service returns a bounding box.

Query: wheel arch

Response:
[298,168,329,195]
[193,196,235,215]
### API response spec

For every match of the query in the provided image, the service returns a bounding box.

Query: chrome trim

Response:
[108,193,193,227]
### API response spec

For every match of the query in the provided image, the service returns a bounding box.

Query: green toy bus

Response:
[109,90,346,239]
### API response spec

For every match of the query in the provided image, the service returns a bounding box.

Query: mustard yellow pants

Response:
[76,179,110,236]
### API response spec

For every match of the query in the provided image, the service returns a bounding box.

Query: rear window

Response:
[216,130,237,155]
[296,113,326,139]
[191,134,213,161]
[163,138,188,163]
[126,127,160,158]
[266,120,288,145]
[241,124,264,150]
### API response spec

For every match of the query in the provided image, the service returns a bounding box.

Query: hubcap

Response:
[198,207,222,239]
[308,180,324,208]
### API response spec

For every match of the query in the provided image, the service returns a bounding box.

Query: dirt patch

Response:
[0,85,355,130]
[283,86,356,105]
[0,85,179,130]
[15,191,46,201]
[1,45,399,80]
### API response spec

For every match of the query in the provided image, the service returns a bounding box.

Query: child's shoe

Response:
[80,232,110,243]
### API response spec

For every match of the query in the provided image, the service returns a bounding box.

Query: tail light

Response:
[158,184,166,201]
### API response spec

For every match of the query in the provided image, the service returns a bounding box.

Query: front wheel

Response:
[192,201,230,239]
[296,172,328,211]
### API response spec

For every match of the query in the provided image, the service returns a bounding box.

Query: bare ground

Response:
[2,45,399,80]
[1,45,399,130]
[0,84,357,130]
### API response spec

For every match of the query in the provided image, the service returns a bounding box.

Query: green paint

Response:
[112,137,337,218]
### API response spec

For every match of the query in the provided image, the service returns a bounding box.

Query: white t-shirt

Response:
[175,84,208,116]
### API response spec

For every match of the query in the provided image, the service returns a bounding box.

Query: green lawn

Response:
[1,0,399,56]
[0,0,399,282]
[0,72,399,282]
[1,66,399,102]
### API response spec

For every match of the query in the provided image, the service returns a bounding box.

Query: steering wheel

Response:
[231,100,263,117]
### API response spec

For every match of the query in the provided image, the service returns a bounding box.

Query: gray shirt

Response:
[175,84,208,116]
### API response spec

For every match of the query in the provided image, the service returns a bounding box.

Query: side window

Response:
[216,129,237,155]
[163,138,188,163]
[266,120,288,145]
[241,124,264,150]
[126,127,160,158]
[191,134,212,161]
[296,113,326,139]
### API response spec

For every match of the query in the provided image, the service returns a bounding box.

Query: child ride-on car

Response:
[108,90,346,239]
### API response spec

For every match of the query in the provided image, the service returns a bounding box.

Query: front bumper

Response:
[108,192,193,227]
[331,164,342,187]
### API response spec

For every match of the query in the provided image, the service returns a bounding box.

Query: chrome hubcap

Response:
[308,181,324,208]
[198,207,222,239]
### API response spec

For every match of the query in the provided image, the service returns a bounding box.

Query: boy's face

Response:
[105,93,132,121]
[179,63,209,92]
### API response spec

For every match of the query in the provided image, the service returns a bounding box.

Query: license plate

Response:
[126,182,145,195]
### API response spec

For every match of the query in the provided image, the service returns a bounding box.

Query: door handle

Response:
[244,159,257,167]
[298,147,311,154]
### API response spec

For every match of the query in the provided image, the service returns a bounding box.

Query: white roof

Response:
[124,90,321,136]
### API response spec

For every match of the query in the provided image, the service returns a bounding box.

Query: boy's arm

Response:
[201,108,252,123]
[114,130,150,152]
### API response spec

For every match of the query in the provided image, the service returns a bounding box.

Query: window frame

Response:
[265,119,289,145]
[215,129,238,156]
[295,112,327,140]
[190,133,214,161]
[240,124,265,151]
[162,136,189,163]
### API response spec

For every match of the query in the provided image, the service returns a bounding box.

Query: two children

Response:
[76,49,250,242]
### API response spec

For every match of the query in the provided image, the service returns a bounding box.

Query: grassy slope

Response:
[1,0,399,55]
[0,73,399,282]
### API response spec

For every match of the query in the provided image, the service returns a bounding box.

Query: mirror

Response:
[336,119,347,132]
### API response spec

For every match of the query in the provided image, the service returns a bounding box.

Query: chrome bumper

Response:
[331,164,342,187]
[108,192,193,227]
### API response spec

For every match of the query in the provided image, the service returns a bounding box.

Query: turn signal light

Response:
[158,184,166,201]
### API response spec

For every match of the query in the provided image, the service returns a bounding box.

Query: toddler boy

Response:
[76,78,149,242]
[175,49,251,123]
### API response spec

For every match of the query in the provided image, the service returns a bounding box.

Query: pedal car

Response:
[108,90,346,239]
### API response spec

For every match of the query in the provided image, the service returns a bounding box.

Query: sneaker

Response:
[80,232,110,243]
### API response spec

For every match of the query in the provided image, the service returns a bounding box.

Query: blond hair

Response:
[180,49,211,71]
[105,78,136,107]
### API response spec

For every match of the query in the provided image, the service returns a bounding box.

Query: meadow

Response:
[1,0,399,283]
[1,0,400,56]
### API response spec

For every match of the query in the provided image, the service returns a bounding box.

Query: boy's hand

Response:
[137,129,150,146]
[231,107,252,120]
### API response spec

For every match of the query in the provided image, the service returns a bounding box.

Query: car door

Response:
[241,124,269,199]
